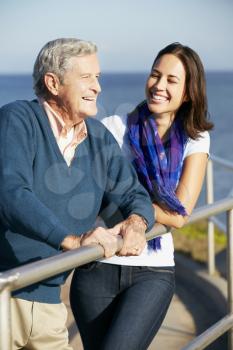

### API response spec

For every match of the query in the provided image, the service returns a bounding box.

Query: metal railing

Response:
[206,155,233,275]
[1,197,233,350]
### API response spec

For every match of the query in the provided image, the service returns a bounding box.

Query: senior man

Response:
[0,38,154,349]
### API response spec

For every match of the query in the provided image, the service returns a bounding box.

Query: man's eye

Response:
[150,74,159,79]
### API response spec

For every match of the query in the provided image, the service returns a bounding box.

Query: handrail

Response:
[182,207,233,350]
[188,197,233,223]
[1,197,233,350]
[1,198,233,293]
[0,223,168,293]
[210,154,233,171]
[182,314,233,350]
[210,216,226,233]
[205,156,233,276]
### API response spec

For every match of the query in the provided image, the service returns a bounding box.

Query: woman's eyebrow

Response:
[152,68,180,80]
[168,74,180,80]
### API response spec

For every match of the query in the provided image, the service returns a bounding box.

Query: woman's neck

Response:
[154,113,175,141]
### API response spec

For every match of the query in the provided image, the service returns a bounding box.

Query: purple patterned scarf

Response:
[127,101,188,250]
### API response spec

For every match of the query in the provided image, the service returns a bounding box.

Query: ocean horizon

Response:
[0,71,232,205]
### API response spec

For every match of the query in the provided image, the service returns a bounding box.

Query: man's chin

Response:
[77,107,98,120]
[85,108,98,118]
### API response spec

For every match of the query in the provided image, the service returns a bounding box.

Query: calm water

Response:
[0,72,233,203]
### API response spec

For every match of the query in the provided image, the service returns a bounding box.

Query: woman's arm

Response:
[153,152,208,228]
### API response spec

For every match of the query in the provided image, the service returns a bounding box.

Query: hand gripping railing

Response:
[0,197,233,350]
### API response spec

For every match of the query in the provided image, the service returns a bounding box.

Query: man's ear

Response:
[44,73,60,96]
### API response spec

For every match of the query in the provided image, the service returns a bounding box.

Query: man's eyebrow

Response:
[80,72,101,76]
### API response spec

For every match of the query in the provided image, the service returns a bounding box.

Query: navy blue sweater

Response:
[0,100,154,303]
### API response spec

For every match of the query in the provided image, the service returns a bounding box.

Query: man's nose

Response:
[92,77,101,93]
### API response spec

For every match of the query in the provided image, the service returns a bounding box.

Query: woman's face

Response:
[145,54,187,119]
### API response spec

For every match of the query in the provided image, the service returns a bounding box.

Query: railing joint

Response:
[0,273,20,292]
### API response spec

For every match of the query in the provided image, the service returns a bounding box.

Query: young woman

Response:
[70,42,213,350]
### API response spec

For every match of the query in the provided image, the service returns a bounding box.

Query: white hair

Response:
[33,38,97,97]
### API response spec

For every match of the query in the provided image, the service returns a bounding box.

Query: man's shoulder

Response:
[0,100,44,139]
[86,116,105,128]
[86,117,113,139]
[85,117,123,157]
[0,99,40,116]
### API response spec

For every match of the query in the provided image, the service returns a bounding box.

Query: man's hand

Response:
[113,214,147,256]
[61,234,82,251]
[80,227,119,258]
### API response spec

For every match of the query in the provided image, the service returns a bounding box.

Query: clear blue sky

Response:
[1,0,232,73]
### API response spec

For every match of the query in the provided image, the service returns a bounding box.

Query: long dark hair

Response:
[152,42,214,139]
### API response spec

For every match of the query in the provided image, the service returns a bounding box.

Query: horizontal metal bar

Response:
[210,216,227,233]
[188,197,233,224]
[0,197,233,294]
[1,242,116,292]
[182,313,233,350]
[145,222,169,241]
[0,225,168,293]
[0,225,170,293]
[210,154,233,171]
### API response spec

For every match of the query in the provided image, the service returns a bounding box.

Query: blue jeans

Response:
[70,262,175,350]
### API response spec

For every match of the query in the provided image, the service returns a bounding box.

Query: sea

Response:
[0,72,233,208]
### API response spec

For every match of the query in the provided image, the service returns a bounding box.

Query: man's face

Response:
[57,53,101,124]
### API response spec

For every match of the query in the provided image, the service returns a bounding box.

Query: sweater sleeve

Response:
[0,103,70,249]
[102,130,155,230]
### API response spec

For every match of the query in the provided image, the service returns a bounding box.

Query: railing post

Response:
[227,208,233,350]
[0,286,11,350]
[206,158,215,275]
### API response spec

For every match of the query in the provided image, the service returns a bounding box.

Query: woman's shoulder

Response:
[184,131,210,159]
[101,114,128,148]
[101,114,127,131]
